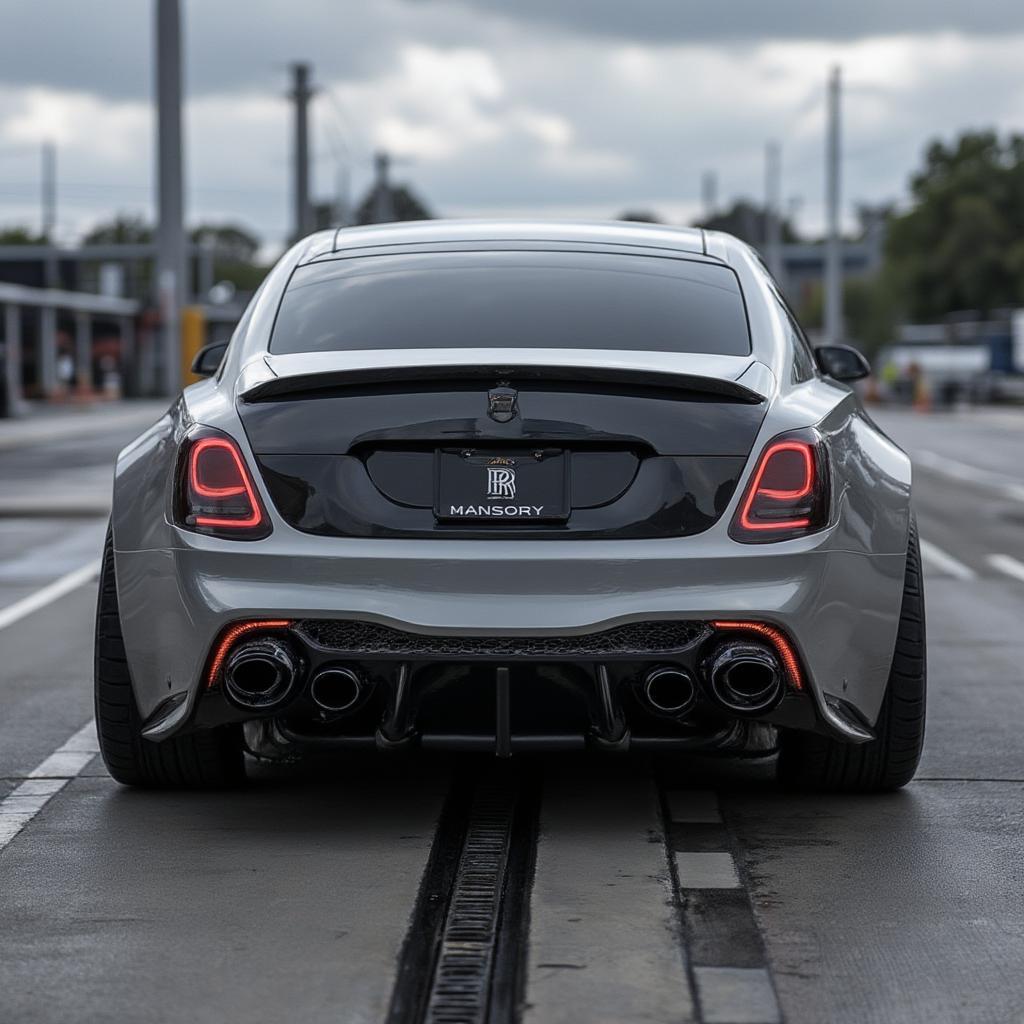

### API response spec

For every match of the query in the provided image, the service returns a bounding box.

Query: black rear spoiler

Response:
[241,362,765,404]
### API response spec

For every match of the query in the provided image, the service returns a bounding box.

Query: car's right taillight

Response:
[729,430,830,543]
[176,429,271,540]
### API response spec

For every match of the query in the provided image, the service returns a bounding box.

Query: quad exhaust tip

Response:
[707,642,784,715]
[309,665,365,715]
[641,666,697,717]
[223,638,300,711]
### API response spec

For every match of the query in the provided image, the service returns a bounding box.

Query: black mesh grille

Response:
[294,618,708,658]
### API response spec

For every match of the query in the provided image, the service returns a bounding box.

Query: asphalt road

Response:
[2,402,1024,1023]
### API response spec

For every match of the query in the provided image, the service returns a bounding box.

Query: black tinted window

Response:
[270,251,751,356]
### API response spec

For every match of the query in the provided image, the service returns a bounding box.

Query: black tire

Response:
[94,527,246,788]
[778,517,926,793]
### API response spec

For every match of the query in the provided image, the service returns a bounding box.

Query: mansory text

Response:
[96,220,925,791]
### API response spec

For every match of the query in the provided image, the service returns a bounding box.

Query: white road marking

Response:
[988,554,1024,584]
[673,850,742,889]
[914,449,1024,503]
[0,521,108,582]
[670,803,780,1018]
[30,721,101,778]
[919,539,976,581]
[694,966,781,1024]
[0,720,98,852]
[0,560,99,632]
[666,789,722,824]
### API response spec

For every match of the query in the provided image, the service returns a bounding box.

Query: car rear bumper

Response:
[114,525,906,745]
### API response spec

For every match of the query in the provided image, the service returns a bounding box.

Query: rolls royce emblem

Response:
[486,465,517,499]
[487,386,518,423]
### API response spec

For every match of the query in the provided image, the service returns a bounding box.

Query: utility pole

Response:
[41,141,59,289]
[335,162,350,227]
[41,142,57,242]
[155,0,185,396]
[700,171,718,222]
[290,63,315,241]
[372,151,395,223]
[824,65,843,345]
[764,141,783,281]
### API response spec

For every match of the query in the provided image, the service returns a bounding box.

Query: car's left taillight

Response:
[729,430,830,543]
[176,429,271,539]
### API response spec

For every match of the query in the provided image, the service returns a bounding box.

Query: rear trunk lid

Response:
[236,352,771,540]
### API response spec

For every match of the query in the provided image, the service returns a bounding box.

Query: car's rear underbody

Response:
[181,611,852,761]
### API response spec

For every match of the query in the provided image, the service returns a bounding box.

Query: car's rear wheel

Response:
[777,517,926,792]
[94,527,245,788]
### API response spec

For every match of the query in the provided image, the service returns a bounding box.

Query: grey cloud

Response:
[3,0,1023,249]
[0,0,468,101]
[442,0,1024,42]
[6,0,1024,106]
[0,0,151,101]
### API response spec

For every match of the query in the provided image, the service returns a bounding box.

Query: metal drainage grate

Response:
[423,779,518,1024]
[295,618,708,659]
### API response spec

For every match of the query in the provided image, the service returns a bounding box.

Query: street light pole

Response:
[41,142,57,243]
[290,63,314,241]
[764,141,783,282]
[701,170,718,222]
[824,65,843,345]
[372,151,395,224]
[154,0,185,396]
[41,141,59,290]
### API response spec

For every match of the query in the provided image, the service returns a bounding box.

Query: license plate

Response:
[434,449,569,522]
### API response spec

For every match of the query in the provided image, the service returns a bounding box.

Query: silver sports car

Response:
[96,220,925,791]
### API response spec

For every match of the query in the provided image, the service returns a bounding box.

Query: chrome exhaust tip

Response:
[707,642,783,715]
[641,666,697,717]
[309,665,365,715]
[223,638,300,711]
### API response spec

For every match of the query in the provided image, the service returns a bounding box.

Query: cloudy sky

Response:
[1,1,1023,254]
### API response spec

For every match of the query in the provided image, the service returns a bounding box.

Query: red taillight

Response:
[179,431,270,538]
[730,432,829,543]
[711,620,803,690]
[205,619,292,688]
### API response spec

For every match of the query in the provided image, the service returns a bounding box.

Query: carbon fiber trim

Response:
[293,618,710,658]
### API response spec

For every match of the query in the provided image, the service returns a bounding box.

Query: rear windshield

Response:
[269,250,751,356]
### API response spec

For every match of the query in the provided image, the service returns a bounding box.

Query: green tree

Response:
[616,210,663,224]
[354,184,432,225]
[191,222,267,293]
[696,199,800,245]
[190,223,260,265]
[885,131,1024,318]
[76,215,154,298]
[82,214,153,245]
[0,226,46,244]
[797,276,902,358]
